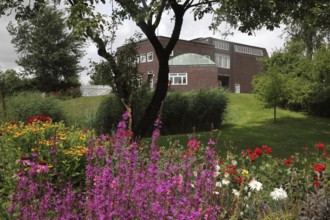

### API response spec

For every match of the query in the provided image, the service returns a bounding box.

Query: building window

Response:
[147,71,153,89]
[169,73,187,85]
[140,54,146,63]
[215,53,230,69]
[136,55,140,64]
[214,41,229,50]
[170,50,174,56]
[147,52,153,62]
[234,45,264,56]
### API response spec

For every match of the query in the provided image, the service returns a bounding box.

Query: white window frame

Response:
[234,45,264,56]
[169,73,188,85]
[170,50,174,56]
[147,52,153,62]
[136,55,140,64]
[214,41,229,50]
[215,53,230,69]
[140,54,146,63]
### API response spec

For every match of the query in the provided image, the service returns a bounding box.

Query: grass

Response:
[157,93,330,158]
[57,93,330,158]
[58,95,106,128]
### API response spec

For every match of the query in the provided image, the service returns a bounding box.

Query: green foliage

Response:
[94,89,228,135]
[7,5,83,93]
[254,41,330,117]
[4,92,66,123]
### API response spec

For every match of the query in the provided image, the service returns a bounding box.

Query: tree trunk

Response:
[133,57,169,137]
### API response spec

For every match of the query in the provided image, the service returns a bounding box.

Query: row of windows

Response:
[147,72,188,88]
[213,41,229,50]
[234,45,264,56]
[136,52,153,63]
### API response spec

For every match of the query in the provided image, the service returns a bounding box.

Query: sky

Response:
[0,6,287,85]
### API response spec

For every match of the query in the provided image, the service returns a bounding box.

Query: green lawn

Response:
[158,93,330,158]
[59,93,330,158]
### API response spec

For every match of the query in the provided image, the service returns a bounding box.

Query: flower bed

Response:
[0,113,329,219]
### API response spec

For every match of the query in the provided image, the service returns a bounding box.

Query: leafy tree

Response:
[213,0,330,58]
[7,5,84,93]
[253,72,286,123]
[89,34,142,98]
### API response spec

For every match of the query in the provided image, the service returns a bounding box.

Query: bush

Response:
[4,92,66,123]
[94,88,228,135]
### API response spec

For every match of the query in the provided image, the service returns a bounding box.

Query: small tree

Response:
[253,72,286,123]
[7,5,84,93]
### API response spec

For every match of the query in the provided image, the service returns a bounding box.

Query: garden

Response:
[0,91,329,219]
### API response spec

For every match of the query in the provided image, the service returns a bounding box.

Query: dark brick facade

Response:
[134,36,268,93]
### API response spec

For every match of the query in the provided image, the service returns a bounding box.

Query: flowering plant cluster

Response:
[0,115,91,215]
[1,113,329,219]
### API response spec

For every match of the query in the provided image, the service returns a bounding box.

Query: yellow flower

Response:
[242,169,249,176]
[13,132,21,138]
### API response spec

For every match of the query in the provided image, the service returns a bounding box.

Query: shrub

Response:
[94,88,228,135]
[4,92,66,123]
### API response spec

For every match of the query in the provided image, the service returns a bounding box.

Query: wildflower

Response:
[254,147,263,156]
[232,189,240,197]
[248,179,263,191]
[222,179,230,186]
[316,143,325,150]
[16,156,32,166]
[270,187,288,201]
[215,182,222,188]
[37,160,50,173]
[313,181,320,187]
[314,164,326,172]
[249,152,258,162]
[208,139,215,146]
[242,169,249,176]
[284,157,294,167]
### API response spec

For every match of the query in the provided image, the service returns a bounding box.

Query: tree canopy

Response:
[7,5,84,93]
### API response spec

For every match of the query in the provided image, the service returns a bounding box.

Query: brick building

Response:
[135,36,268,93]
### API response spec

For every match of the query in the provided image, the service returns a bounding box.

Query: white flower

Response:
[213,191,219,195]
[231,160,237,166]
[215,182,222,188]
[248,179,263,191]
[232,189,240,197]
[222,179,230,185]
[215,165,221,171]
[270,187,288,201]
[224,172,230,178]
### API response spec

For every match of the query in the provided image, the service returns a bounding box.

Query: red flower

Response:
[313,181,320,187]
[264,147,272,154]
[323,151,328,156]
[316,143,325,150]
[314,164,326,172]
[284,157,294,167]
[249,152,258,162]
[254,147,263,156]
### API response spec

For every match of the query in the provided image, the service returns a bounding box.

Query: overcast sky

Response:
[0,8,286,84]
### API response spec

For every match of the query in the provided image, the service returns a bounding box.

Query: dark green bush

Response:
[94,88,228,135]
[189,89,228,132]
[5,92,66,122]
